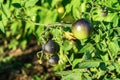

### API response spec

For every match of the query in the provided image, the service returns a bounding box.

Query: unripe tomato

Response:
[71,19,91,40]
[48,54,59,64]
[57,6,64,14]
[42,40,59,54]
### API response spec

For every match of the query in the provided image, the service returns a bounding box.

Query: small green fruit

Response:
[71,19,91,40]
[58,6,64,14]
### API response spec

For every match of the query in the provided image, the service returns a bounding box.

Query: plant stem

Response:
[26,20,72,27]
[107,49,114,62]
[65,54,72,65]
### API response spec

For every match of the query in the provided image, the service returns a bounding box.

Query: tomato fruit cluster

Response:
[41,18,92,64]
[42,40,59,64]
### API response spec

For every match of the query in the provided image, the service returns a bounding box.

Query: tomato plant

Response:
[0,0,120,80]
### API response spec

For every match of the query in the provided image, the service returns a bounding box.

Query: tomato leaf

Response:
[0,21,5,33]
[78,60,101,68]
[12,3,21,8]
[25,0,38,8]
[93,34,101,43]
[93,13,117,22]
[63,40,72,51]
[82,73,92,80]
[1,3,10,18]
[55,70,74,76]
[72,59,82,69]
[112,15,119,27]
[62,72,81,80]
[79,43,94,53]
[108,41,119,57]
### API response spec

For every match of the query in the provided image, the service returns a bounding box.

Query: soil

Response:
[0,39,61,80]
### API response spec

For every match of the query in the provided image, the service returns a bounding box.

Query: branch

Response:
[26,20,72,27]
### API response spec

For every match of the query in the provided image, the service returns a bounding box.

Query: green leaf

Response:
[8,39,19,50]
[72,7,80,19]
[108,41,119,57]
[81,2,86,12]
[0,21,5,33]
[1,3,10,18]
[113,15,119,27]
[45,10,58,23]
[72,59,82,69]
[96,41,107,52]
[20,40,27,50]
[11,21,19,34]
[34,26,44,44]
[107,65,115,71]
[33,75,42,80]
[51,28,62,41]
[100,53,109,61]
[63,40,72,51]
[78,60,101,68]
[93,34,100,43]
[115,27,120,36]
[65,4,72,13]
[12,3,21,8]
[0,13,2,20]
[104,13,117,22]
[93,13,117,22]
[79,43,94,53]
[39,10,58,24]
[72,0,81,19]
[55,70,74,76]
[62,72,81,80]
[25,0,38,8]
[82,73,92,80]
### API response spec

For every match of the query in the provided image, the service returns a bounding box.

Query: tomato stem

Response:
[26,20,72,27]
[37,51,44,64]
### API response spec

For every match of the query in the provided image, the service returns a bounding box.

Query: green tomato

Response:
[71,19,91,40]
[58,6,64,14]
